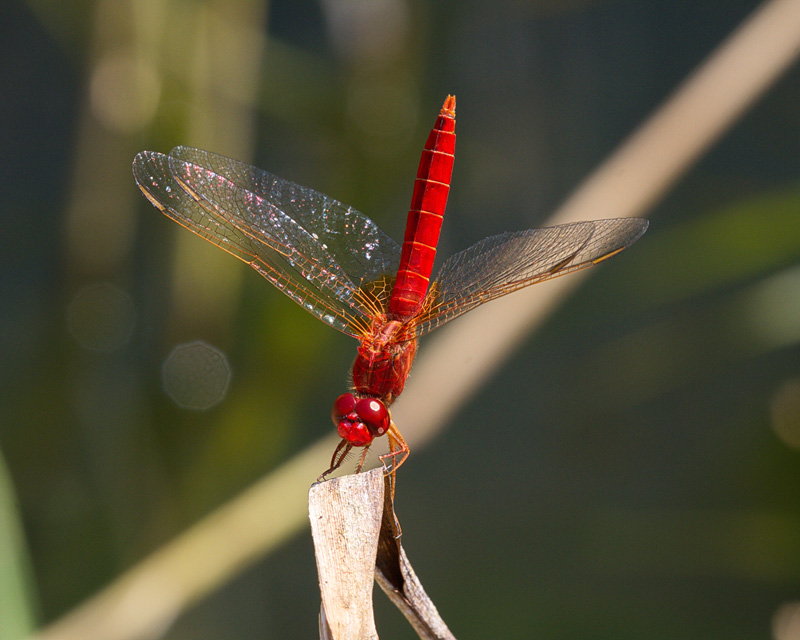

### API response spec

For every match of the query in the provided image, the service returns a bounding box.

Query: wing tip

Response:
[626,217,650,246]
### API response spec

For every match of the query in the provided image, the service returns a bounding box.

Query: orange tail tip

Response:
[441,94,456,118]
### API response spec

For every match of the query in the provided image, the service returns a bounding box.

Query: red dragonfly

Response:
[133,95,647,477]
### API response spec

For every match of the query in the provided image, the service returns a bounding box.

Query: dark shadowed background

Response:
[2,0,800,638]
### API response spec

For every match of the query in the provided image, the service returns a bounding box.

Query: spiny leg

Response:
[354,443,372,473]
[378,422,409,537]
[379,422,409,476]
[379,423,410,503]
[317,439,352,481]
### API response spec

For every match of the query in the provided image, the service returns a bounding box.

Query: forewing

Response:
[413,218,648,336]
[169,147,401,285]
[133,150,398,337]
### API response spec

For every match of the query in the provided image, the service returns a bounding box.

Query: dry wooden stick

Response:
[309,470,455,639]
[309,470,383,640]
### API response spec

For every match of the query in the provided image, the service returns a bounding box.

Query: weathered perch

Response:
[309,469,455,640]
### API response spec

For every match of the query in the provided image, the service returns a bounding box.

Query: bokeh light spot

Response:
[67,283,136,352]
[322,0,409,61]
[90,51,161,132]
[162,341,231,410]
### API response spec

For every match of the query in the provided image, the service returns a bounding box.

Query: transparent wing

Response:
[169,147,400,283]
[413,218,648,337]
[132,148,402,338]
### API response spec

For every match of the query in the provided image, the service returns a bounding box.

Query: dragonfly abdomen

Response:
[388,96,456,318]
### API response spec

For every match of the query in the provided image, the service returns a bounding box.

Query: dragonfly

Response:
[133,95,648,478]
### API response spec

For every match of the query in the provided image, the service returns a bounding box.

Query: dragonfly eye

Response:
[355,397,389,437]
[331,393,357,423]
[332,393,374,446]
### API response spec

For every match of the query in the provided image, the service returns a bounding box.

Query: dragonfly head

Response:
[331,393,390,447]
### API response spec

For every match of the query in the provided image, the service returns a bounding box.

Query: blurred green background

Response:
[3,0,800,638]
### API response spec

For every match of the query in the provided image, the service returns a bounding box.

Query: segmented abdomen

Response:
[387,96,456,318]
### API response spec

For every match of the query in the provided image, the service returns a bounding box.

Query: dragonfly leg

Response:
[354,444,372,473]
[378,422,409,476]
[317,439,352,481]
[378,422,408,538]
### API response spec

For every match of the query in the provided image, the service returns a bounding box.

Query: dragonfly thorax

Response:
[351,322,417,406]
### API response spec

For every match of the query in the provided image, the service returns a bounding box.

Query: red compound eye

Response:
[355,397,389,437]
[331,393,356,424]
